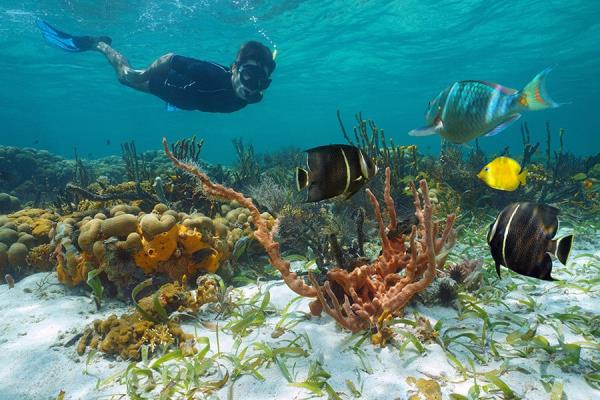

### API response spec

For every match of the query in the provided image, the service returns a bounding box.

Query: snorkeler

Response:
[36,19,275,113]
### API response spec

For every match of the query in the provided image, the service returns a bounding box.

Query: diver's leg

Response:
[95,42,149,92]
[140,53,174,80]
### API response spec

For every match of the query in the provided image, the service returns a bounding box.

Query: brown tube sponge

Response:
[78,219,102,252]
[101,214,138,238]
[139,214,176,239]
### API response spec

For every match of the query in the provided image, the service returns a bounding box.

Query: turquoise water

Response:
[0,0,598,163]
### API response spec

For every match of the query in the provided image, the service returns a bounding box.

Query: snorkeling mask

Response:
[233,61,272,102]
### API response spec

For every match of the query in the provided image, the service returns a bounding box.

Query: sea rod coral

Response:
[162,138,456,333]
[307,168,456,332]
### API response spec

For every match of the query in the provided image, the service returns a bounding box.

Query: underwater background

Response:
[0,0,599,162]
[2,2,600,400]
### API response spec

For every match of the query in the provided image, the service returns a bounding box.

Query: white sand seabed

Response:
[0,248,599,400]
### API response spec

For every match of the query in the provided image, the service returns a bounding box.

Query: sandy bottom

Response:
[0,246,599,400]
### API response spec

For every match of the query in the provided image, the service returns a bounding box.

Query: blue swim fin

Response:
[36,19,111,52]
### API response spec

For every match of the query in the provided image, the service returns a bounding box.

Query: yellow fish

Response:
[477,156,527,191]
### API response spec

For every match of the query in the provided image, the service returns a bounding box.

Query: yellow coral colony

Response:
[77,281,217,360]
[49,201,258,286]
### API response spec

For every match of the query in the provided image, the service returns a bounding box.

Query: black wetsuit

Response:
[148,55,248,113]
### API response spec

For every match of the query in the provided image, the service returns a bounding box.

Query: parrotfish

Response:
[409,68,559,144]
[477,156,527,191]
[295,144,378,202]
[487,202,573,281]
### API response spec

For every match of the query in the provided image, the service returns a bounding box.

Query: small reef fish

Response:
[487,202,573,280]
[477,156,527,191]
[295,144,378,202]
[4,274,15,289]
[409,67,559,144]
[232,236,251,263]
[191,248,217,264]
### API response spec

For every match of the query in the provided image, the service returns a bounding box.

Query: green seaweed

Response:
[131,279,160,324]
[272,295,310,337]
[86,269,104,310]
[289,356,342,400]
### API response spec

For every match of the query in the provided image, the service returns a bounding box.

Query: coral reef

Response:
[308,168,456,332]
[163,138,316,298]
[64,181,160,212]
[0,146,74,204]
[77,280,217,360]
[0,144,263,290]
[50,201,253,292]
[0,208,58,278]
[0,143,171,210]
[163,139,456,335]
[0,193,20,214]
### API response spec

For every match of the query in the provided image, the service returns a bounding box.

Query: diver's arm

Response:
[170,56,228,83]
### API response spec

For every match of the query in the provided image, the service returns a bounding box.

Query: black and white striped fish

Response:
[487,202,573,281]
[295,144,378,203]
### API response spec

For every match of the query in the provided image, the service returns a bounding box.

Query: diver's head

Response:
[231,41,276,103]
